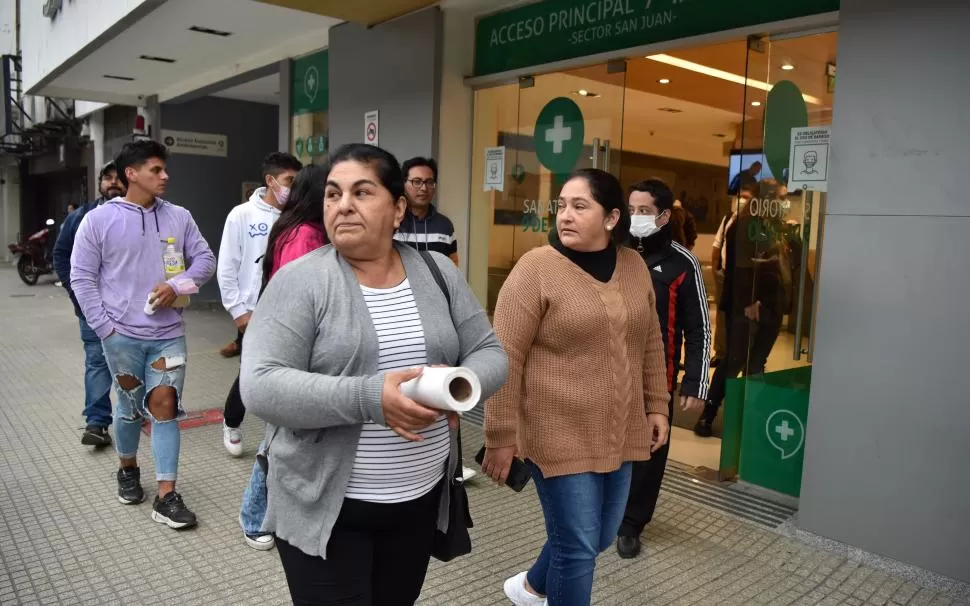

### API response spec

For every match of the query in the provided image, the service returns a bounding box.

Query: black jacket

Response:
[631,225,712,400]
[53,198,105,315]
[720,213,794,323]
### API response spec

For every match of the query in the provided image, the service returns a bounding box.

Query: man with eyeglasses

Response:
[395,156,478,482]
[395,157,459,265]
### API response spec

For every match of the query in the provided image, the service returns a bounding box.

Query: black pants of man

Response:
[275,481,441,606]
[702,311,782,422]
[223,330,245,429]
[619,392,675,538]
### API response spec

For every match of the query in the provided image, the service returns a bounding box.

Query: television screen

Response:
[727,151,774,194]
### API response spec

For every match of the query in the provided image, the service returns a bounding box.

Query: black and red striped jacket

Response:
[630,225,711,400]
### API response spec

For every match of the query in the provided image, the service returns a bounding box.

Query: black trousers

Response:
[276,483,441,606]
[704,312,782,421]
[223,330,245,428]
[619,393,674,537]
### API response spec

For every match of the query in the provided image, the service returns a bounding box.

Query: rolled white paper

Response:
[400,366,482,413]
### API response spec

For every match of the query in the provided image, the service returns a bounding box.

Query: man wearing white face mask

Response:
[618,179,711,559]
[217,152,302,458]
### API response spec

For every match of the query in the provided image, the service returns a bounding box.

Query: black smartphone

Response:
[475,445,531,492]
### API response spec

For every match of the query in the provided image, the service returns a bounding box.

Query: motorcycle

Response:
[8,219,56,285]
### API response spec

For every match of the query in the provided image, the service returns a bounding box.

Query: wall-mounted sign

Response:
[161,130,228,157]
[291,50,328,116]
[364,110,380,146]
[484,146,506,192]
[474,0,840,76]
[534,97,584,174]
[788,126,831,192]
[42,0,63,19]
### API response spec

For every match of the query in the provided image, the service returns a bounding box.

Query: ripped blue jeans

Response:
[101,333,187,482]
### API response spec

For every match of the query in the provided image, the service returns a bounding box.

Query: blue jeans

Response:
[101,333,187,482]
[240,441,269,535]
[79,316,112,427]
[526,462,633,606]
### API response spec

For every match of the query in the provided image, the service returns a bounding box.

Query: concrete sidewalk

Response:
[0,268,963,606]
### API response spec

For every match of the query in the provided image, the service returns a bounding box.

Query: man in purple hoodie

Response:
[70,140,216,530]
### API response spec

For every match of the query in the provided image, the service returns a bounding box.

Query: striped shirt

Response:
[344,279,450,503]
[393,206,458,257]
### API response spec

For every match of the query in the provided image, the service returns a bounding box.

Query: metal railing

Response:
[2,53,81,157]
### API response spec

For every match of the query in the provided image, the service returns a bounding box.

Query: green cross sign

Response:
[534,97,584,175]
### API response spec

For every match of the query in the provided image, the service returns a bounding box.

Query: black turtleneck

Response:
[552,239,617,283]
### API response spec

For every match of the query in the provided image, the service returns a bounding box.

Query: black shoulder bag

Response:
[418,251,474,562]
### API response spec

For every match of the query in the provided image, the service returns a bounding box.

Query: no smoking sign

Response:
[364,110,380,146]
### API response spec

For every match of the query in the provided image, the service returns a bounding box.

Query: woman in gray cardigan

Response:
[240,143,507,606]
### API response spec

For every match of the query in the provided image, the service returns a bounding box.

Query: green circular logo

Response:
[295,139,305,157]
[306,136,315,154]
[534,97,585,174]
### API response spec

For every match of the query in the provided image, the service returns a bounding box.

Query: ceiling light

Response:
[751,101,762,107]
[645,54,822,104]
[657,107,683,113]
[572,89,600,98]
[578,89,588,95]
[103,74,135,81]
[781,63,795,71]
[139,55,176,63]
[658,78,670,84]
[188,25,233,37]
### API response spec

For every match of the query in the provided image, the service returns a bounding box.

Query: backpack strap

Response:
[419,250,451,308]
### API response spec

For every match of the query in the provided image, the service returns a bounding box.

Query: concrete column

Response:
[0,161,22,264]
[279,59,292,153]
[797,0,970,583]
[143,95,161,138]
[89,111,105,170]
[436,6,476,278]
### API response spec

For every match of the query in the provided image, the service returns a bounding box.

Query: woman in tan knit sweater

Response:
[483,168,670,606]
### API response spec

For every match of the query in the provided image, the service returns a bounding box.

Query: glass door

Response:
[474,62,627,315]
[719,32,836,498]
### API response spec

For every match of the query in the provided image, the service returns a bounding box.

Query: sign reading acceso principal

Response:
[474,0,840,76]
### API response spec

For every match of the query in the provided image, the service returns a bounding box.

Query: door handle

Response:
[792,191,813,361]
[807,196,826,363]
[603,139,612,172]
[591,138,600,169]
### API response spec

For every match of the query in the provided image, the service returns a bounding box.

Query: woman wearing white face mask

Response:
[618,179,712,559]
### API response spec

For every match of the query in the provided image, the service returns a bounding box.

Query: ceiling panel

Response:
[47,0,339,103]
[255,0,438,25]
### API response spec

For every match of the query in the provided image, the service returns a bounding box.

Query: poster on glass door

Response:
[788,126,831,192]
[484,146,506,192]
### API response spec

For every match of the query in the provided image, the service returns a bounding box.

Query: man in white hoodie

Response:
[217,152,302,457]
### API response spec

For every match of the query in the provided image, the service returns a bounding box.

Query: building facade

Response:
[12,0,970,587]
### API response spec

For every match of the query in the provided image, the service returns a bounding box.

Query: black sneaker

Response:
[117,467,145,505]
[81,425,112,447]
[617,535,642,559]
[152,492,198,529]
[694,416,714,438]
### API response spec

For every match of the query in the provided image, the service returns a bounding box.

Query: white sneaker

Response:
[244,531,275,551]
[462,466,478,482]
[503,572,545,606]
[223,423,243,457]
